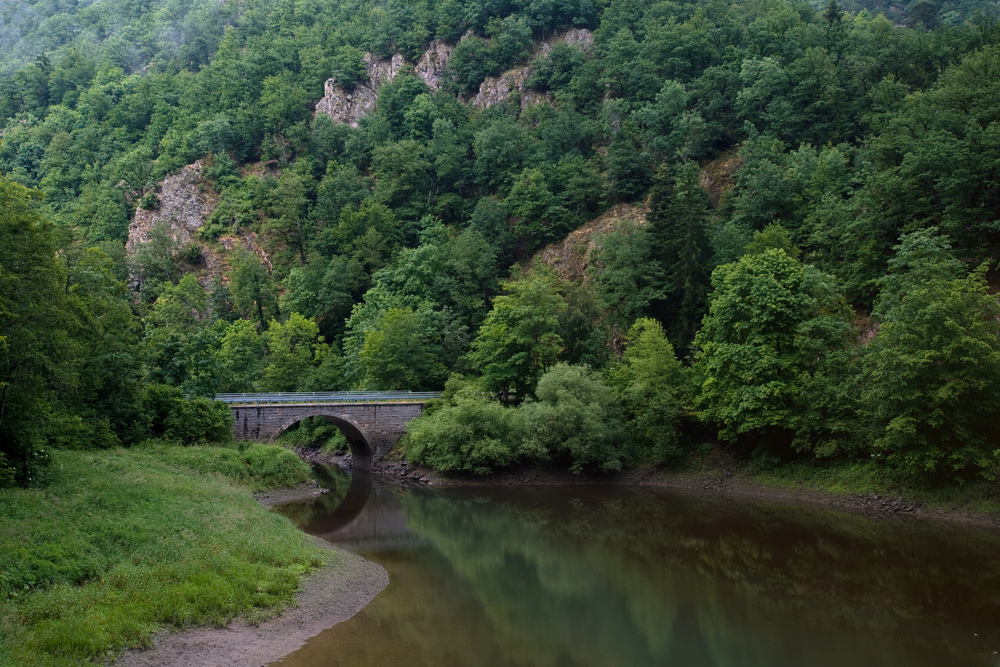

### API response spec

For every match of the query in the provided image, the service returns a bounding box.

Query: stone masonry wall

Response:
[230,402,427,465]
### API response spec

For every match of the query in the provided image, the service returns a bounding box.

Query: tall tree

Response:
[648,161,712,349]
[468,271,566,402]
[0,179,69,485]
[861,229,1000,482]
[694,249,852,453]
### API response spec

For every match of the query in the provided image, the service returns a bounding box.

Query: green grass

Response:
[747,459,1000,515]
[132,440,314,491]
[0,445,329,666]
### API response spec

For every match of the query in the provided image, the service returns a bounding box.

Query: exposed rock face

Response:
[472,66,554,110]
[471,28,592,110]
[473,66,529,109]
[315,53,405,127]
[127,161,215,255]
[533,202,650,283]
[315,28,592,121]
[548,27,594,53]
[414,40,454,91]
[126,161,269,288]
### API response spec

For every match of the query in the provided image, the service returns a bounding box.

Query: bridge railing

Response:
[215,391,443,405]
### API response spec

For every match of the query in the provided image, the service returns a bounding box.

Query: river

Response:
[269,466,1000,666]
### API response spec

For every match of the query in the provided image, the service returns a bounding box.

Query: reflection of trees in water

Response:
[272,464,353,527]
[401,489,1000,667]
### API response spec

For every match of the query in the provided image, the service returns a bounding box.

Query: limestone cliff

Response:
[126,161,270,288]
[315,53,406,128]
[314,29,592,123]
[127,161,216,257]
[470,28,593,110]
[414,40,454,91]
[472,66,536,109]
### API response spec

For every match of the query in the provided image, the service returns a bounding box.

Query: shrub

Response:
[403,379,525,475]
[138,191,160,210]
[522,363,627,473]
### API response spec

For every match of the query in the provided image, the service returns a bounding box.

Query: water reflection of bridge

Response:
[297,472,428,551]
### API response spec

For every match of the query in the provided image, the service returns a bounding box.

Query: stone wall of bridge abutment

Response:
[228,401,427,465]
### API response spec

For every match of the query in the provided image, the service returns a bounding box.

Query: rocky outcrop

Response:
[473,66,531,109]
[126,161,270,288]
[414,40,454,91]
[545,27,594,53]
[471,28,592,110]
[472,66,553,110]
[315,29,593,122]
[126,161,216,256]
[315,53,405,127]
[532,202,650,283]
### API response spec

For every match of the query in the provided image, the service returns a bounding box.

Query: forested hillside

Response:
[2,0,999,488]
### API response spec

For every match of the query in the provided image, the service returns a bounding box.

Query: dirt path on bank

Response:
[115,496,387,667]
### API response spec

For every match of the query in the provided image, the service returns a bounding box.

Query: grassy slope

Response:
[0,445,327,666]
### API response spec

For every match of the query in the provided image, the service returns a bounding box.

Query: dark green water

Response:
[272,468,1000,667]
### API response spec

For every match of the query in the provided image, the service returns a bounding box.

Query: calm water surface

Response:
[270,467,1000,667]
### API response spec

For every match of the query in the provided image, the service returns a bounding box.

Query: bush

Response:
[143,384,233,444]
[138,191,160,210]
[402,379,525,475]
[522,363,627,473]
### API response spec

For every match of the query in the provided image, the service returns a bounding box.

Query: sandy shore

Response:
[114,523,387,666]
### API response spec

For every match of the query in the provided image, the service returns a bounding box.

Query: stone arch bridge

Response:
[216,392,441,471]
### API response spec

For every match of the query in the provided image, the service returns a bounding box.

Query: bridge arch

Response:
[270,412,375,472]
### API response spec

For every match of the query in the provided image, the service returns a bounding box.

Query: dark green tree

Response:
[648,161,713,349]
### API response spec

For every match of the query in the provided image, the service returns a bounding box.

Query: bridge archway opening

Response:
[270,412,374,472]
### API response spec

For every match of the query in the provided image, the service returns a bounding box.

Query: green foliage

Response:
[0,179,67,485]
[745,222,801,259]
[142,383,232,444]
[607,318,691,463]
[358,307,448,390]
[331,46,368,89]
[468,270,566,401]
[647,161,713,348]
[162,398,233,446]
[695,249,853,453]
[138,191,160,211]
[861,230,1000,483]
[263,313,324,392]
[403,377,526,475]
[522,363,627,473]
[0,0,998,488]
[590,222,665,329]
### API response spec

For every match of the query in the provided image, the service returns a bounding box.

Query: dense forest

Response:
[1,0,1000,489]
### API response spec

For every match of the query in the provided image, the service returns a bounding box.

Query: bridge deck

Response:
[216,391,442,405]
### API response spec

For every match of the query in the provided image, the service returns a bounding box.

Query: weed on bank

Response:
[0,445,326,666]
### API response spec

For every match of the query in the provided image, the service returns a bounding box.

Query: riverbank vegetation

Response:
[0,444,321,667]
